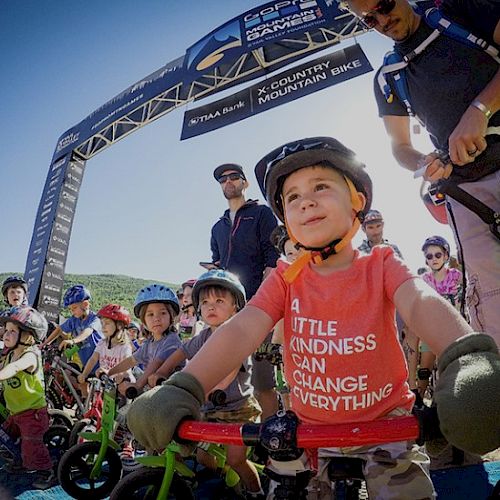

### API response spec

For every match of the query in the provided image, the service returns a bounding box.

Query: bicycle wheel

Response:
[44,424,70,465]
[110,467,194,500]
[69,418,97,448]
[46,384,64,410]
[57,441,123,499]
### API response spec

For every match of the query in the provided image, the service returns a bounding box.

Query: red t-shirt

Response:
[249,247,415,424]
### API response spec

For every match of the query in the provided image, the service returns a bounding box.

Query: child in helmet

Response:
[41,284,102,366]
[270,225,303,265]
[108,284,184,396]
[177,279,202,339]
[77,304,135,386]
[41,284,102,397]
[0,307,56,489]
[421,236,462,308]
[417,236,463,396]
[126,321,142,351]
[148,270,263,497]
[127,137,500,499]
[1,276,29,354]
[1,275,29,309]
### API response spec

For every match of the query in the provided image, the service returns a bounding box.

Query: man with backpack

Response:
[344,0,500,344]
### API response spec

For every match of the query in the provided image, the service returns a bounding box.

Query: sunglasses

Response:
[360,0,396,29]
[218,172,244,184]
[425,252,443,261]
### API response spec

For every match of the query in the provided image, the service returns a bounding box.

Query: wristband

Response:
[470,99,492,119]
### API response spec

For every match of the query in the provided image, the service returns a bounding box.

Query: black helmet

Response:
[255,137,372,223]
[2,275,28,298]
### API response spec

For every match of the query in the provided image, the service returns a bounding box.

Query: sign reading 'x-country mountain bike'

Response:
[181,44,371,139]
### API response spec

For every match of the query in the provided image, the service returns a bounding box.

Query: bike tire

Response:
[57,441,123,499]
[68,418,97,448]
[110,467,195,500]
[46,384,64,410]
[44,424,70,466]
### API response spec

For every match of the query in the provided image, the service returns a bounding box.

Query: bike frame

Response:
[136,443,195,498]
[46,355,86,415]
[77,375,120,479]
[81,378,104,428]
[124,413,423,500]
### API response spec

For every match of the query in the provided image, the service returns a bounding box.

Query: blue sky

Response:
[0,0,455,284]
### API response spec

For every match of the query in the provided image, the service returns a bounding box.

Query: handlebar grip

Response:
[208,389,227,406]
[125,386,140,399]
[155,378,166,386]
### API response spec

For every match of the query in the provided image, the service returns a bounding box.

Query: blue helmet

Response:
[63,284,91,308]
[2,275,28,298]
[421,236,451,256]
[192,269,246,311]
[134,284,180,318]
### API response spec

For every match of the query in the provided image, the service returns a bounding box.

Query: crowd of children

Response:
[1,137,499,498]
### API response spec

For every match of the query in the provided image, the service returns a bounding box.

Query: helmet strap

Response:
[283,176,364,283]
[108,327,119,349]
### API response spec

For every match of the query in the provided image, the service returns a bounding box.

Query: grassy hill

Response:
[0,272,179,318]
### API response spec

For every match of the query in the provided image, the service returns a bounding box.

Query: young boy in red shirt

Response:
[127,137,500,499]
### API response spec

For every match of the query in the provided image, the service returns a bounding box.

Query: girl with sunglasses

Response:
[418,236,462,397]
[421,236,462,308]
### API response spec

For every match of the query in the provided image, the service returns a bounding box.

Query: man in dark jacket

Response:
[210,163,279,418]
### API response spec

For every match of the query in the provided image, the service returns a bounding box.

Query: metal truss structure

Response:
[74,12,365,160]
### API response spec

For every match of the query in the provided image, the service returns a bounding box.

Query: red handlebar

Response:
[177,415,419,448]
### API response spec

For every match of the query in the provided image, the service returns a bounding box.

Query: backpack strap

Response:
[377,28,441,116]
[439,179,500,242]
[424,8,500,64]
[377,8,500,114]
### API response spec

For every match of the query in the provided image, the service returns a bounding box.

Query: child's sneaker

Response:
[32,469,57,490]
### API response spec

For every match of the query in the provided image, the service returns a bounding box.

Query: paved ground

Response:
[1,453,499,499]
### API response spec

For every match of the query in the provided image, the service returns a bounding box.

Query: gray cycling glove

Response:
[127,371,204,451]
[434,333,500,455]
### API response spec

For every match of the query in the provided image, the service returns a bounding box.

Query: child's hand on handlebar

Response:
[127,372,204,451]
[118,380,135,397]
[77,374,86,385]
[147,373,163,387]
[58,339,74,350]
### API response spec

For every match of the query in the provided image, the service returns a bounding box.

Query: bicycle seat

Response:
[327,457,365,481]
